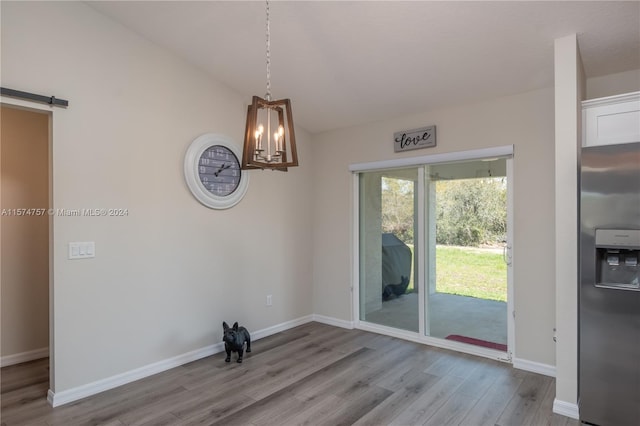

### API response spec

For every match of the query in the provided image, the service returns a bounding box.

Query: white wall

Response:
[587,69,640,100]
[1,1,313,394]
[1,106,50,364]
[311,87,557,366]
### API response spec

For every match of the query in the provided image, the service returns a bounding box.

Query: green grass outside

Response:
[405,244,507,302]
[436,245,507,302]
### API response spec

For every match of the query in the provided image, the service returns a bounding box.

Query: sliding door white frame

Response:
[351,145,514,363]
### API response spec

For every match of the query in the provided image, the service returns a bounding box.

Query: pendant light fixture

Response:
[242,0,298,171]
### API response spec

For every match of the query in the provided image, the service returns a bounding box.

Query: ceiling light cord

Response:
[265,0,271,101]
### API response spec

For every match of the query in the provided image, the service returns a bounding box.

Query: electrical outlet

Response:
[266,294,272,306]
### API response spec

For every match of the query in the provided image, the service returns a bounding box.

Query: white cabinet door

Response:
[582,92,640,147]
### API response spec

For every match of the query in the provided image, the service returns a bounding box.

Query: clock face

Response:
[184,134,249,209]
[198,145,241,197]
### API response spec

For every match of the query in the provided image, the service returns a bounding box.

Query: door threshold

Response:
[356,320,511,363]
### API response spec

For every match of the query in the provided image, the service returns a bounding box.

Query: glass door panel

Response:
[359,168,419,332]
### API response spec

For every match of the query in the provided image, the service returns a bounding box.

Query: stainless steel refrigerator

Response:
[579,141,640,426]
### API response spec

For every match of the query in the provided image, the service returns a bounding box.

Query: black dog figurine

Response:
[222,321,251,363]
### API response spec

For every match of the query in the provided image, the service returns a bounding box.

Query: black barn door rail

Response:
[1,87,69,107]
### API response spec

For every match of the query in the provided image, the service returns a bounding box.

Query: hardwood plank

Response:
[387,375,465,425]
[0,358,48,394]
[352,372,442,426]
[333,349,421,400]
[137,412,181,426]
[285,386,394,426]
[422,390,480,425]
[445,353,485,379]
[232,394,323,426]
[92,419,124,426]
[241,358,319,400]
[453,358,504,397]
[423,350,476,378]
[1,381,49,411]
[457,369,525,426]
[277,394,343,426]
[0,383,54,426]
[118,387,222,425]
[318,385,393,426]
[243,346,367,401]
[297,342,416,401]
[333,330,408,355]
[373,347,444,392]
[173,391,258,425]
[496,372,553,426]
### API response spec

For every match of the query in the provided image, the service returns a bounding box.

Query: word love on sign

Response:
[393,125,436,152]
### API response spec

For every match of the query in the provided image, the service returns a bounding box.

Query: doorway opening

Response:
[427,164,508,351]
[0,105,51,396]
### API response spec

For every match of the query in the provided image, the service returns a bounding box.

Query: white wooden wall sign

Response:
[393,125,436,152]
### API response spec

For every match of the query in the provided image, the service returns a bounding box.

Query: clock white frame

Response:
[184,133,249,209]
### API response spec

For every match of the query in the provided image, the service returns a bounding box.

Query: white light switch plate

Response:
[69,242,95,259]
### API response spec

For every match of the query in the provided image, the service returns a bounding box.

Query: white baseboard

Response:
[512,357,556,377]
[1,347,49,367]
[312,314,354,329]
[49,315,316,407]
[553,399,579,419]
[251,315,314,340]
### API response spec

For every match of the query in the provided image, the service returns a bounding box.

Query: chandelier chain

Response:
[265,0,271,101]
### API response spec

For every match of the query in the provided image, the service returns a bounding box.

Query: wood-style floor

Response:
[1,322,579,426]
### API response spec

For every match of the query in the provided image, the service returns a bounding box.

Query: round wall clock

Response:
[184,133,249,209]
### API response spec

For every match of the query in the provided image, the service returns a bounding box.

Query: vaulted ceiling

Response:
[89,1,640,134]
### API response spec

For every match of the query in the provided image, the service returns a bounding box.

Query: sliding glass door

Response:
[357,156,510,354]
